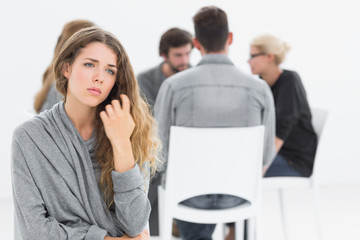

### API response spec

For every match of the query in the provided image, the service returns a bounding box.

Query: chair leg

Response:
[161,214,173,240]
[312,188,323,240]
[279,189,289,240]
[158,187,164,239]
[247,218,255,240]
[235,221,244,240]
[158,187,172,240]
[255,213,263,240]
[222,223,227,238]
[212,223,224,240]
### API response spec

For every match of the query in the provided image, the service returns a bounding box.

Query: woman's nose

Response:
[93,70,104,83]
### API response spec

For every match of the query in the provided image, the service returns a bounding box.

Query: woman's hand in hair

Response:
[100,94,136,173]
[104,229,150,240]
[100,94,135,144]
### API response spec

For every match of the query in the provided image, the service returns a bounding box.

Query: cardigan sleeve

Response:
[11,137,108,240]
[111,163,151,237]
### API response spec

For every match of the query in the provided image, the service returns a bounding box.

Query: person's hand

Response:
[104,229,150,240]
[100,94,135,145]
[262,165,269,176]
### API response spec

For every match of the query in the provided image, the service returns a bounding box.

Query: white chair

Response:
[158,126,265,240]
[262,107,329,240]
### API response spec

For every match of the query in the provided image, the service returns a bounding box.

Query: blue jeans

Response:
[176,194,246,240]
[265,154,303,177]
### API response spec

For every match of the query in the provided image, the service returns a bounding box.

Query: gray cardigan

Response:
[11,102,150,240]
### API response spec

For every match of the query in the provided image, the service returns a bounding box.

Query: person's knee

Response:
[176,220,215,240]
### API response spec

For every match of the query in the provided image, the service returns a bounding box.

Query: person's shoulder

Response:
[137,64,162,80]
[229,67,269,91]
[13,117,39,143]
[281,69,301,82]
[162,67,196,89]
[12,110,53,142]
[276,69,303,90]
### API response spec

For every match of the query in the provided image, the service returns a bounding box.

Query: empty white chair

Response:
[158,126,265,240]
[262,107,329,240]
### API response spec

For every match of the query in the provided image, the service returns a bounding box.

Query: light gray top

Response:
[154,54,276,170]
[137,62,166,109]
[40,82,63,112]
[11,102,150,240]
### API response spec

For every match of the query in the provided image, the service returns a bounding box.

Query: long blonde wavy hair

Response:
[53,27,162,207]
[33,19,95,113]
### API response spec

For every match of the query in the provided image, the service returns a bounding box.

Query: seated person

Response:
[137,27,193,109]
[12,27,160,240]
[154,7,276,240]
[248,34,317,177]
[137,27,193,237]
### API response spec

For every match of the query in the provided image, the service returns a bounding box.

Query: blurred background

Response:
[0,0,359,239]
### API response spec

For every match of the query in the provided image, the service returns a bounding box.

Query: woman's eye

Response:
[106,69,115,75]
[84,63,94,67]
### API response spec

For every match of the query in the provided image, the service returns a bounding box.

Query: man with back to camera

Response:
[137,27,194,237]
[154,6,276,240]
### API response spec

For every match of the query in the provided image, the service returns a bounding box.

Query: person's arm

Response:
[275,137,284,152]
[274,74,303,147]
[109,163,151,237]
[104,229,149,240]
[100,95,136,173]
[100,95,150,237]
[11,137,107,240]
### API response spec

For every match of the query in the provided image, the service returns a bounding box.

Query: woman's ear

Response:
[62,62,71,78]
[267,53,276,63]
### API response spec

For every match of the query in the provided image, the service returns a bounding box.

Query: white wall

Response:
[1,0,359,199]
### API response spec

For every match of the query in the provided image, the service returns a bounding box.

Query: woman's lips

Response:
[87,87,102,96]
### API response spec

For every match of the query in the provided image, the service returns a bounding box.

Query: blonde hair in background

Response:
[54,27,162,208]
[33,19,95,113]
[250,34,291,65]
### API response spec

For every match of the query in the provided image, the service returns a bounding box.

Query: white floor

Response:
[2,184,359,239]
[261,184,360,240]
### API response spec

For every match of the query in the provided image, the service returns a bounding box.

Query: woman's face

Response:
[247,46,268,75]
[64,42,117,109]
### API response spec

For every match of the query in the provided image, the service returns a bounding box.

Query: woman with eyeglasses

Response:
[248,34,317,178]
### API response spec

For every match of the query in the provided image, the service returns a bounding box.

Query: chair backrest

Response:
[310,107,329,180]
[165,125,265,206]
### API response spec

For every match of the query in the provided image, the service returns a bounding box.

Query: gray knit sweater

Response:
[11,102,150,240]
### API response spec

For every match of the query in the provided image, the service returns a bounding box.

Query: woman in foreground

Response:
[12,27,161,240]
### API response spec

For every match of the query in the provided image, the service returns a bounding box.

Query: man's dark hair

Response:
[159,28,194,56]
[193,6,229,52]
